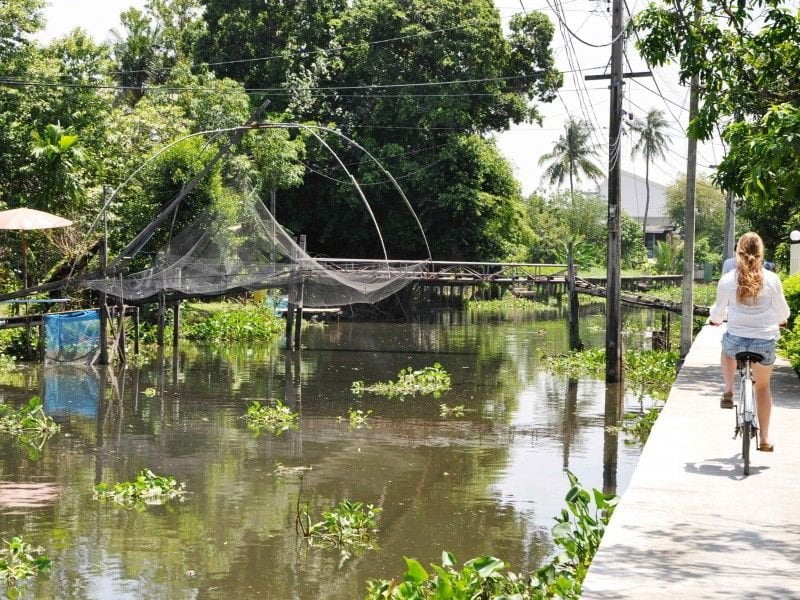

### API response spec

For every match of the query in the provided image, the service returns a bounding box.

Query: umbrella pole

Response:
[21,230,28,289]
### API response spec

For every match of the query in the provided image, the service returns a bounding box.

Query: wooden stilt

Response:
[98,293,109,365]
[567,242,582,350]
[157,291,165,347]
[285,303,295,350]
[133,307,140,355]
[172,303,180,353]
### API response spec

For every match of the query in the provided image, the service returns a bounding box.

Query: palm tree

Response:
[538,118,604,203]
[629,108,670,238]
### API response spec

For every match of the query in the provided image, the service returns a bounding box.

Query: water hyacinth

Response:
[352,363,451,398]
[0,536,51,598]
[243,400,299,435]
[94,469,186,509]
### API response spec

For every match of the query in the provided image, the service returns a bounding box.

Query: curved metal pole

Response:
[80,121,432,276]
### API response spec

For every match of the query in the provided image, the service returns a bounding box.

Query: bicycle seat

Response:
[735,351,764,364]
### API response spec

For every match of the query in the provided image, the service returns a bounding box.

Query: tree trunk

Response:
[569,166,575,205]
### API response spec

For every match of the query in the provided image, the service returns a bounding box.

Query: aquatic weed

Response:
[352,363,451,398]
[244,400,298,435]
[94,469,186,509]
[0,536,51,598]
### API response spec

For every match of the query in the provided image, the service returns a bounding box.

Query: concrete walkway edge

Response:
[581,325,800,599]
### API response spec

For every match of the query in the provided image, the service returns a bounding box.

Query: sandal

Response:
[758,443,774,452]
[720,391,734,409]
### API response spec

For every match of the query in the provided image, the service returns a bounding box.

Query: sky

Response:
[38,0,724,196]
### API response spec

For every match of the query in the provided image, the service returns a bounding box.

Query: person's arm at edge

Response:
[772,274,790,325]
[708,276,730,326]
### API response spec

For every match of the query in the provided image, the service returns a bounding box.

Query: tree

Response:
[538,119,603,203]
[665,175,725,260]
[275,0,562,260]
[629,108,670,238]
[631,0,800,258]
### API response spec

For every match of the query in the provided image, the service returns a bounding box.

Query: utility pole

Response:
[584,1,651,382]
[723,188,735,261]
[680,1,701,359]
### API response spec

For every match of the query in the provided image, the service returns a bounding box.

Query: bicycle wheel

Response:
[742,421,752,476]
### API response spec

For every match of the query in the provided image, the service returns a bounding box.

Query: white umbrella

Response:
[0,207,73,289]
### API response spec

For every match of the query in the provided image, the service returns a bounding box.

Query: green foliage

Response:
[0,397,59,459]
[620,212,648,269]
[665,176,726,253]
[352,364,451,398]
[439,404,464,418]
[653,237,683,275]
[340,408,372,430]
[651,283,717,307]
[542,349,678,401]
[631,1,800,256]
[93,469,186,509]
[183,305,284,342]
[467,295,542,313]
[244,400,298,435]
[538,119,604,195]
[0,536,51,597]
[365,472,617,599]
[782,273,800,322]
[526,190,609,267]
[305,500,382,558]
[620,407,662,446]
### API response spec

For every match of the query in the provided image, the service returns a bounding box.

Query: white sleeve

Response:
[772,276,790,323]
[709,278,731,323]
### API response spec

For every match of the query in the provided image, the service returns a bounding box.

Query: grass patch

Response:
[352,364,451,398]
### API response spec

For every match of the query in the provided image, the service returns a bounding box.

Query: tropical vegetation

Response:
[0,537,51,598]
[365,471,617,599]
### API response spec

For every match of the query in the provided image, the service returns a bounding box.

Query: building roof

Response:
[595,171,670,221]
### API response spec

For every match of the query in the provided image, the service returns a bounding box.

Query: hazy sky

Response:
[40,0,722,197]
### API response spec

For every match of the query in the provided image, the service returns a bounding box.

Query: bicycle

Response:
[733,351,763,476]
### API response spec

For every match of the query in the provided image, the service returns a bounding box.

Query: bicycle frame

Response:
[734,352,762,476]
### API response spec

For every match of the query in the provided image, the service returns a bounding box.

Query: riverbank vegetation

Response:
[365,472,616,599]
[542,349,678,401]
[352,364,451,398]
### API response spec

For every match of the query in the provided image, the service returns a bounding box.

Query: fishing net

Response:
[78,124,430,307]
[82,199,423,306]
[43,310,101,363]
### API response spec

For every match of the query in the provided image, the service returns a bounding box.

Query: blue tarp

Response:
[44,309,100,363]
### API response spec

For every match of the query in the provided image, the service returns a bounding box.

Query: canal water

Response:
[0,308,652,599]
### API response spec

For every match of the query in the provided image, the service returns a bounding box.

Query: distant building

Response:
[596,171,675,255]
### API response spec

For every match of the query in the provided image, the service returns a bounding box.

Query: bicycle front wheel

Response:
[742,421,752,476]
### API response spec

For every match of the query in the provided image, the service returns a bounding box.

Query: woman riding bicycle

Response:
[708,232,790,452]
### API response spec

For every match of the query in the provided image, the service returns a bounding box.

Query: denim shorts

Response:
[722,332,777,366]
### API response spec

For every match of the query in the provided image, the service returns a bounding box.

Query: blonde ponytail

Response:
[735,232,764,304]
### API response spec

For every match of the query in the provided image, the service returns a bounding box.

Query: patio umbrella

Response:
[0,207,73,289]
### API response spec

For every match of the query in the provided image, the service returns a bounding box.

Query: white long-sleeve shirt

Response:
[709,269,790,339]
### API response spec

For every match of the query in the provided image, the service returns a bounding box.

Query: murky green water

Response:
[0,309,648,599]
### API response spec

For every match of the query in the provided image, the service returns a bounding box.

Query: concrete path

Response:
[582,325,800,599]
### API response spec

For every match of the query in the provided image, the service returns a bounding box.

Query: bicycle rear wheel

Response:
[742,421,752,476]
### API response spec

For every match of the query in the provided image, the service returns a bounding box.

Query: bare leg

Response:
[721,351,736,395]
[752,362,774,445]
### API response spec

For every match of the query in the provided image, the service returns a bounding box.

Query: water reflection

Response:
[0,312,648,599]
